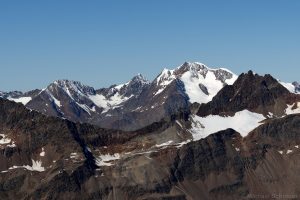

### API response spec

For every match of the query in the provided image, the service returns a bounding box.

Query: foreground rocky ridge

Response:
[1,97,300,199]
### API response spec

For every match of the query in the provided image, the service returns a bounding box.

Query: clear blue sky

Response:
[0,1,299,91]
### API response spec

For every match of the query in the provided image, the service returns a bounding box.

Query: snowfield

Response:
[8,97,32,105]
[190,110,265,140]
[190,102,300,141]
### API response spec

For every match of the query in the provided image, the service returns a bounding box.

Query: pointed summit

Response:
[49,79,96,96]
[153,61,237,103]
[130,73,149,85]
[116,74,150,98]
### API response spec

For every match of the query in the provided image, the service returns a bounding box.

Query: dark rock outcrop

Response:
[197,71,300,117]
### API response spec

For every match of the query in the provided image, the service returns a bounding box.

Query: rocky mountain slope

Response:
[186,70,300,140]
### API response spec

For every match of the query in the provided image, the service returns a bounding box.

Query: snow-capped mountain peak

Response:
[156,68,175,86]
[154,62,238,102]
[107,74,150,98]
[51,79,96,96]
[174,62,209,76]
[2,61,298,132]
[130,73,149,85]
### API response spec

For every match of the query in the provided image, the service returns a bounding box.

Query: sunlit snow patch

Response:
[287,150,293,154]
[8,97,32,105]
[279,81,298,94]
[9,159,45,172]
[70,152,78,159]
[155,140,173,147]
[96,153,120,166]
[285,102,300,115]
[89,93,131,113]
[0,134,11,144]
[40,148,45,156]
[190,110,265,140]
[46,89,61,107]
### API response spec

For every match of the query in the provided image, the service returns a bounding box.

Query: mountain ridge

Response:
[0,62,238,130]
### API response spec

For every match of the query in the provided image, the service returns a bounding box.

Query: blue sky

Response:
[0,1,299,91]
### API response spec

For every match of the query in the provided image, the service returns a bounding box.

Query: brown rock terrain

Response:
[1,95,300,199]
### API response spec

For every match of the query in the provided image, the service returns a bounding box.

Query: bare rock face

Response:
[198,83,209,95]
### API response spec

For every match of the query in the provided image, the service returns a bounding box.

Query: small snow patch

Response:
[70,152,78,159]
[154,88,165,96]
[176,120,183,128]
[40,148,45,156]
[155,140,173,147]
[7,142,16,148]
[0,134,11,144]
[9,159,45,172]
[285,102,300,115]
[46,90,62,107]
[176,140,191,148]
[287,150,293,154]
[96,153,120,167]
[8,97,32,105]
[85,147,91,152]
[267,112,274,118]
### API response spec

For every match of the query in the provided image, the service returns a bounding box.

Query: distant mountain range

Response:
[1,62,299,132]
[1,62,300,199]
